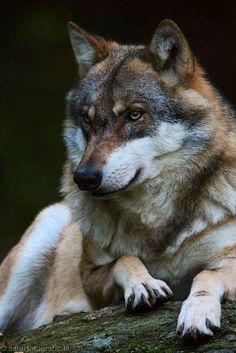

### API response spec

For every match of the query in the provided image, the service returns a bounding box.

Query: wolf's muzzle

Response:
[73,166,103,191]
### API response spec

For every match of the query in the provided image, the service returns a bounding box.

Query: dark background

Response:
[1,0,236,261]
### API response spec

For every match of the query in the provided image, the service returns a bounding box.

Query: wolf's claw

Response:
[177,295,221,340]
[125,277,173,312]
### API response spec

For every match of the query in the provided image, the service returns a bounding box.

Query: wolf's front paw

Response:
[124,276,173,312]
[177,294,221,340]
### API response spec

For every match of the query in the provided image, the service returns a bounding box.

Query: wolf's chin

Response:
[90,167,142,198]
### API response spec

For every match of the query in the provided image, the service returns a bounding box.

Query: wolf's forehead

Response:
[79,55,164,112]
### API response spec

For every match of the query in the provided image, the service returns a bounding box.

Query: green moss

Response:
[4,302,236,353]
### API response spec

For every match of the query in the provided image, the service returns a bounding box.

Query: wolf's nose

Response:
[73,166,103,191]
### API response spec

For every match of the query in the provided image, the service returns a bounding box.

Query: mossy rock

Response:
[3,302,236,353]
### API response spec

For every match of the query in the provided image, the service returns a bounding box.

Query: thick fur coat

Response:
[1,19,236,340]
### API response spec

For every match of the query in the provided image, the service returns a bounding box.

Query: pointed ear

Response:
[149,19,194,85]
[68,22,109,78]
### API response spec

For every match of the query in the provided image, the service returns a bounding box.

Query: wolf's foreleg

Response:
[177,255,236,340]
[81,255,173,311]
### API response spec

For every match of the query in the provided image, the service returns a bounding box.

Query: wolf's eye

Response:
[81,113,91,125]
[128,111,143,120]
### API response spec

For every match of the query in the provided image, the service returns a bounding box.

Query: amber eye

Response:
[128,110,143,120]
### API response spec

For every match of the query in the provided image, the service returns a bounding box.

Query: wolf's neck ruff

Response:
[63,128,234,252]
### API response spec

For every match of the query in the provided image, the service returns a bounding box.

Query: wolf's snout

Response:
[73,166,103,191]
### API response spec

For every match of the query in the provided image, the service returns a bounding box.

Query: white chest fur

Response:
[75,169,236,299]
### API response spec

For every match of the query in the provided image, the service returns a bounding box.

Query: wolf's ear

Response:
[149,19,194,85]
[68,22,109,78]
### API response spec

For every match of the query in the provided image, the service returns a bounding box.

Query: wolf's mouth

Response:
[91,168,142,198]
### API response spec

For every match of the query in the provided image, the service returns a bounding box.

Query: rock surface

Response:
[4,302,236,353]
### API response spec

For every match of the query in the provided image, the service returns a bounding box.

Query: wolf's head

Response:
[64,19,216,198]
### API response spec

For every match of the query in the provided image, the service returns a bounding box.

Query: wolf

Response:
[1,18,236,340]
